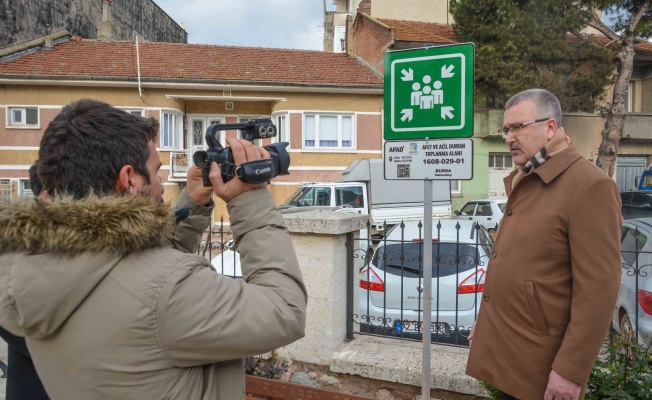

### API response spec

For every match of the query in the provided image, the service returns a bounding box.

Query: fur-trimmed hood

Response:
[0,195,175,256]
[0,195,176,339]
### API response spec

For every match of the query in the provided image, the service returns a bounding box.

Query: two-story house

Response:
[0,35,383,221]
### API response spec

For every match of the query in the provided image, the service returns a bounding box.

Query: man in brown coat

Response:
[466,89,621,400]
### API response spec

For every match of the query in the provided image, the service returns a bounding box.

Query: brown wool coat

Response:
[466,144,622,400]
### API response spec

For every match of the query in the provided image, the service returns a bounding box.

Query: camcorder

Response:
[192,119,290,187]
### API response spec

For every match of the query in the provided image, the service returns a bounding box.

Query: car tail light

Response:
[458,269,485,294]
[638,289,652,315]
[359,267,385,292]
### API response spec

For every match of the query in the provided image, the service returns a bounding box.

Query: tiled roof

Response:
[0,38,383,87]
[635,40,652,55]
[580,34,652,56]
[376,18,457,45]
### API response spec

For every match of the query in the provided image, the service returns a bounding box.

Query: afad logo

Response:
[388,145,405,153]
[409,143,419,154]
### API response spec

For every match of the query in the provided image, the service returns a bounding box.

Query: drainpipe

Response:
[135,35,143,100]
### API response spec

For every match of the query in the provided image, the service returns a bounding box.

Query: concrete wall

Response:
[1,0,186,48]
[277,209,485,397]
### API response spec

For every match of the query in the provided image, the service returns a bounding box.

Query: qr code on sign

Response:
[397,164,410,178]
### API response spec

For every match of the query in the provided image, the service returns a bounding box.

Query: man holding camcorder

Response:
[0,99,307,399]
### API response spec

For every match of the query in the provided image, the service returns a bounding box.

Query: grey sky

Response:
[154,0,331,50]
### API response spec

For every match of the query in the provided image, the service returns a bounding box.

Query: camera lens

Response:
[259,126,267,136]
[267,126,275,136]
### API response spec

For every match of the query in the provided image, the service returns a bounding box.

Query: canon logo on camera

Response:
[255,167,271,174]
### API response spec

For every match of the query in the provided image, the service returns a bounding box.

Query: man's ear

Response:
[115,165,137,194]
[546,119,558,140]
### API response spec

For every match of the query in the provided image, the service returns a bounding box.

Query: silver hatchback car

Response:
[612,218,652,348]
[358,219,493,344]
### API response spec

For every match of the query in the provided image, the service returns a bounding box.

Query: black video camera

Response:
[192,119,290,187]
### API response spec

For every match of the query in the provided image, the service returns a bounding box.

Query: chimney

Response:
[44,24,53,48]
[98,0,113,41]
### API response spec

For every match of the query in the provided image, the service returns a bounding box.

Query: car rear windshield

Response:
[372,242,486,278]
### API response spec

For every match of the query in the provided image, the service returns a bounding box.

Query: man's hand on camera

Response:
[186,164,214,206]
[210,137,271,203]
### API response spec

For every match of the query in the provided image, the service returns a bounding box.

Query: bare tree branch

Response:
[629,2,650,34]
[588,7,620,41]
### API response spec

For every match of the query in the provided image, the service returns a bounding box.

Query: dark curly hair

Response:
[38,99,158,199]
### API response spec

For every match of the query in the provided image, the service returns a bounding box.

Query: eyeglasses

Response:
[498,117,551,139]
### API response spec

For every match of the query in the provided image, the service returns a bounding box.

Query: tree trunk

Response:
[595,37,636,177]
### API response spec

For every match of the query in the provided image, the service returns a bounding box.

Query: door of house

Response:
[617,156,646,192]
[188,116,224,150]
[488,153,513,198]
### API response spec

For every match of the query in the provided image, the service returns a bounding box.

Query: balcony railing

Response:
[170,150,193,180]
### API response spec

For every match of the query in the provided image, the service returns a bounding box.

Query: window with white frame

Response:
[161,111,181,148]
[19,179,35,198]
[8,107,39,127]
[275,113,289,143]
[124,109,144,117]
[304,113,354,149]
[0,179,11,201]
[489,154,513,169]
[625,82,633,112]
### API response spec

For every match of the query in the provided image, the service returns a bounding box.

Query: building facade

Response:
[0,37,383,221]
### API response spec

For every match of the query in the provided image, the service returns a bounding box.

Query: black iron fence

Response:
[195,217,651,353]
[605,225,651,353]
[196,217,242,279]
[348,219,492,348]
[348,220,652,351]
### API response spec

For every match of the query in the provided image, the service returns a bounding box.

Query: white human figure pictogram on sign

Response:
[411,82,422,106]
[433,80,444,104]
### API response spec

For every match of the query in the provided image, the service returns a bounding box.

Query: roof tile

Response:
[0,40,383,87]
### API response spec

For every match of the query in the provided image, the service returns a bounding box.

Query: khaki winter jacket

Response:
[466,145,621,399]
[0,188,307,399]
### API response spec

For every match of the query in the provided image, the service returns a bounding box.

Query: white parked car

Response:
[612,218,652,348]
[452,199,507,236]
[358,219,493,344]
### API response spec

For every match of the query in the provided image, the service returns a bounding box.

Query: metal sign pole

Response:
[422,178,432,399]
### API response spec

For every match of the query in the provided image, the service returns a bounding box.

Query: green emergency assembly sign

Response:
[384,43,474,140]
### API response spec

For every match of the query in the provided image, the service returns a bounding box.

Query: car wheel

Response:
[620,313,638,349]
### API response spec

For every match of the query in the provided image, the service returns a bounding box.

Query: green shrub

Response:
[586,335,652,400]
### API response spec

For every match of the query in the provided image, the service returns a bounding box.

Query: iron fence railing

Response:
[170,150,193,179]
[195,217,241,279]
[195,216,651,354]
[604,226,651,354]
